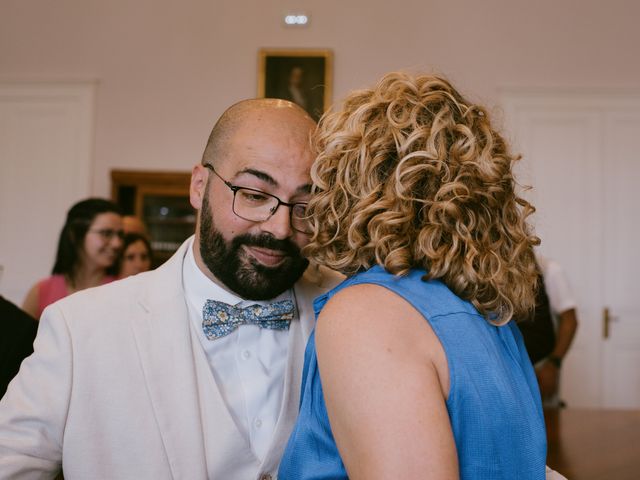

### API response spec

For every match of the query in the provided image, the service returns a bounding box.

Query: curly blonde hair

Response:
[305,72,539,323]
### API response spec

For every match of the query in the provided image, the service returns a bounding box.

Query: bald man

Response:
[0,99,343,480]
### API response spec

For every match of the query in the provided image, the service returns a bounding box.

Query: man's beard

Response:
[199,192,309,300]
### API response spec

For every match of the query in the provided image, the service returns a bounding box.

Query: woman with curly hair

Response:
[279,73,548,479]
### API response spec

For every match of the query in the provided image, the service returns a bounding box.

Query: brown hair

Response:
[305,72,539,323]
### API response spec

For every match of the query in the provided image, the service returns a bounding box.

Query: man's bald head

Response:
[201,98,316,167]
[191,98,317,299]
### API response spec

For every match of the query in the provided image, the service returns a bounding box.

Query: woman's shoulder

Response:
[37,274,66,289]
[37,275,69,308]
[319,265,474,322]
[102,275,118,285]
[316,278,437,363]
[318,267,426,324]
[314,271,451,413]
[321,280,399,322]
[21,275,68,318]
[323,265,424,299]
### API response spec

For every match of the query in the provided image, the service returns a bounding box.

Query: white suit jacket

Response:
[0,239,343,479]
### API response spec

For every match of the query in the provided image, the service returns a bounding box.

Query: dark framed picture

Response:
[258,49,333,121]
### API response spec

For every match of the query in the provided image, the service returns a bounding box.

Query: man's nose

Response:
[260,204,293,239]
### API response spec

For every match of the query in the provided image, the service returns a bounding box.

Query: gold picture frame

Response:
[258,48,333,121]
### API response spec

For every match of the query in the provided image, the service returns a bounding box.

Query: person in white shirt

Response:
[535,254,579,406]
[0,98,343,480]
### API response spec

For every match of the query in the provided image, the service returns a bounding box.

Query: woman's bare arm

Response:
[315,283,458,480]
[22,283,40,319]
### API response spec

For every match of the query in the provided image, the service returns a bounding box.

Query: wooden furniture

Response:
[545,408,640,479]
[111,170,194,265]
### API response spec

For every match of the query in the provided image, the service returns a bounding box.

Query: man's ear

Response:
[190,164,208,210]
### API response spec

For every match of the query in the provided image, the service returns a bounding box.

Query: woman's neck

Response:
[66,264,109,293]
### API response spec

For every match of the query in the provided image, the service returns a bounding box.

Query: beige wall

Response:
[2,0,638,197]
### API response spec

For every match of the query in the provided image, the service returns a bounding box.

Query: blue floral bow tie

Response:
[202,299,294,340]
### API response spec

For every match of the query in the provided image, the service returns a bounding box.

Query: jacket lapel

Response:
[131,243,344,477]
[130,240,208,479]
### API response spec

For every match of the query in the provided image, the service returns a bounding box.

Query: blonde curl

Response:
[305,72,539,324]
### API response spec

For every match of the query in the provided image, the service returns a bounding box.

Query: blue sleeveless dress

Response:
[279,265,546,479]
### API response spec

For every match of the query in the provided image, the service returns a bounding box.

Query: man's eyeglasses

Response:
[89,228,125,241]
[204,164,311,234]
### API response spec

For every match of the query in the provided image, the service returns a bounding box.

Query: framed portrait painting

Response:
[258,49,333,121]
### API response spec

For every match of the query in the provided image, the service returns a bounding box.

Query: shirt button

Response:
[241,350,251,360]
[254,418,263,428]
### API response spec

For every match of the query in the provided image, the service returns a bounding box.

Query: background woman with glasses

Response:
[22,198,124,319]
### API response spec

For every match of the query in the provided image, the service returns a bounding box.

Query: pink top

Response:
[37,274,116,318]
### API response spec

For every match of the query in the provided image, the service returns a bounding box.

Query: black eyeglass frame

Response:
[203,163,311,233]
[87,228,125,241]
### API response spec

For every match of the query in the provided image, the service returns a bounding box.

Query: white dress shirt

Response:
[182,238,292,463]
